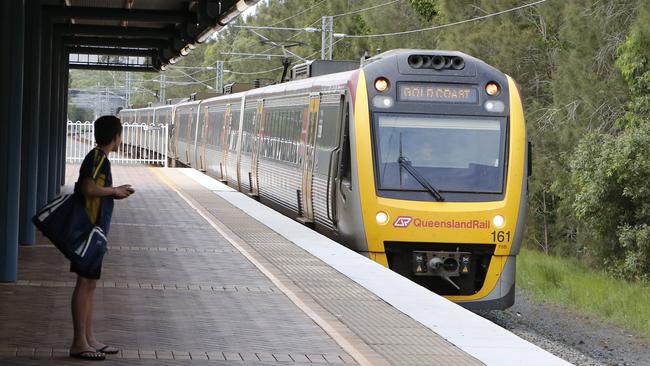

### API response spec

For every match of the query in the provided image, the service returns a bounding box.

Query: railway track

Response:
[476,291,650,366]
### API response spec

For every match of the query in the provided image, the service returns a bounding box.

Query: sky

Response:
[242,0,267,18]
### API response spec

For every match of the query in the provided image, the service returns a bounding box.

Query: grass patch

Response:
[516,248,650,338]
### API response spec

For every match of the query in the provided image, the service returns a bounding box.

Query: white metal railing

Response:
[66,120,169,167]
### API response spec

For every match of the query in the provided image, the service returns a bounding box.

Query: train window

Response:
[318,105,339,149]
[340,106,352,185]
[265,111,272,158]
[228,111,239,152]
[197,113,205,143]
[293,110,302,164]
[258,107,305,165]
[177,111,188,141]
[190,111,198,142]
[283,111,288,161]
[315,105,341,175]
[261,111,269,158]
[265,111,271,157]
[206,108,222,147]
[374,114,505,194]
[269,111,280,159]
[276,110,282,160]
[246,109,256,153]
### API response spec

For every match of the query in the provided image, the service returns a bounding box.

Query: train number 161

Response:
[491,230,511,243]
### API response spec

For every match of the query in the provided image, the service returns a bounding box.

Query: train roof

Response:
[120,49,505,113]
[196,68,357,109]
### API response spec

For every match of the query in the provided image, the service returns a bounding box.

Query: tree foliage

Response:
[570,1,650,281]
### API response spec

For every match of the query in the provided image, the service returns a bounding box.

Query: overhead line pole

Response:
[159,73,166,102]
[328,16,334,60]
[215,60,224,93]
[321,16,334,60]
[125,71,132,108]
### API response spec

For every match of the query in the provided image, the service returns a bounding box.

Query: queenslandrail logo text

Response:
[393,216,490,229]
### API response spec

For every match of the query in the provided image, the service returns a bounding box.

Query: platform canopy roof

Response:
[45,0,259,72]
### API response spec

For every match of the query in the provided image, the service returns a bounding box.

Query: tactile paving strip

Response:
[163,169,485,366]
[0,280,278,293]
[0,345,355,363]
[25,244,240,254]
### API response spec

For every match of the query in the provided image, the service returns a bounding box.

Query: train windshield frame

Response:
[372,113,507,196]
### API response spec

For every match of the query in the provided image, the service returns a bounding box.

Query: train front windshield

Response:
[374,114,506,194]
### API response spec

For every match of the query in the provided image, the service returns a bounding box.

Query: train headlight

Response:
[484,100,505,113]
[374,77,390,92]
[492,215,505,228]
[372,95,394,108]
[486,81,501,96]
[376,211,389,225]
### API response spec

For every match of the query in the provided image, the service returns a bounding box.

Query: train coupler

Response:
[412,251,472,277]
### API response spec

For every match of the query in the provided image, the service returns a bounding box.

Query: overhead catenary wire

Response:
[220,17,323,64]
[158,1,549,81]
[223,31,345,76]
[267,0,328,27]
[161,69,209,79]
[235,0,402,62]
[166,68,215,89]
[331,0,402,18]
[343,0,549,38]
[217,0,410,65]
[226,38,348,76]
[225,66,285,75]
[135,78,217,86]
[303,37,346,60]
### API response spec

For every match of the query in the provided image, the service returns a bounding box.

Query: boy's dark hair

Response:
[94,115,122,146]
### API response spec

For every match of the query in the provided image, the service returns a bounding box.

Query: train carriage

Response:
[126,49,529,309]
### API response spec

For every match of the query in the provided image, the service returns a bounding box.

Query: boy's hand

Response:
[113,185,134,199]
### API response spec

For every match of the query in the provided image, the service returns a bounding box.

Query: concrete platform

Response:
[0,165,570,365]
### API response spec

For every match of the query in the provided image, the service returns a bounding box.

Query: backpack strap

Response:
[91,149,107,181]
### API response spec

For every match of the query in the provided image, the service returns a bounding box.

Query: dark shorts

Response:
[70,260,103,280]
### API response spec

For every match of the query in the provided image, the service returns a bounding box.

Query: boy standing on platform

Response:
[69,115,134,361]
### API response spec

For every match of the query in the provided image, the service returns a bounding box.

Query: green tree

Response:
[570,1,650,281]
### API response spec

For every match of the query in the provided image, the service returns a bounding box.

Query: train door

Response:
[333,98,356,244]
[187,107,198,166]
[249,99,264,197]
[197,106,209,171]
[170,107,180,167]
[298,93,320,224]
[226,104,241,188]
[317,93,345,229]
[219,104,232,182]
[235,95,247,191]
[178,109,187,164]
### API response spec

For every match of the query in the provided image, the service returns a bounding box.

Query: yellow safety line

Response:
[150,167,378,366]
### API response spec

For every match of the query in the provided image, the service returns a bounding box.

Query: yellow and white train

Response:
[120,49,529,309]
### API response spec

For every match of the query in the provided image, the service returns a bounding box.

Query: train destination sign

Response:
[399,83,478,104]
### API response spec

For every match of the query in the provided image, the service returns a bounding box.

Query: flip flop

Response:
[70,350,106,361]
[96,345,119,354]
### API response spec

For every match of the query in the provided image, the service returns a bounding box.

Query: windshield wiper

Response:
[398,157,445,201]
[396,133,444,201]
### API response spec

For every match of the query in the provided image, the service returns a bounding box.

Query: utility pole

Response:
[321,16,334,60]
[215,60,224,93]
[101,86,109,116]
[125,72,132,108]
[159,73,166,103]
